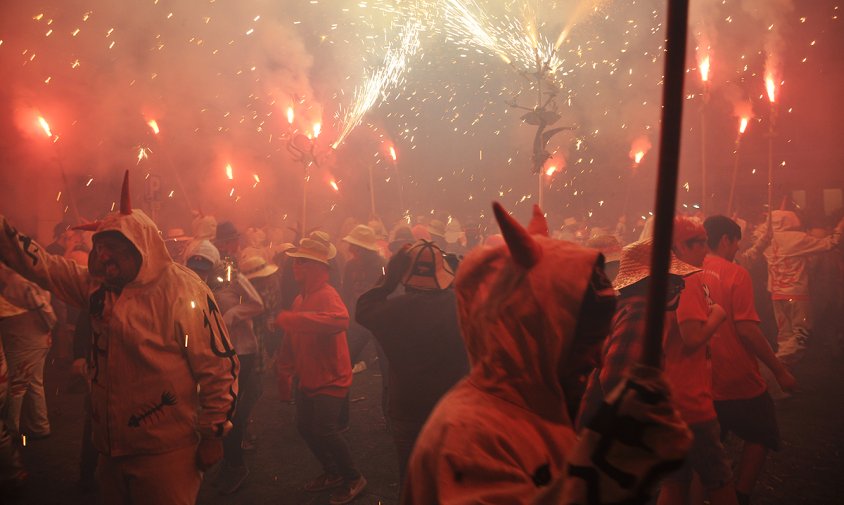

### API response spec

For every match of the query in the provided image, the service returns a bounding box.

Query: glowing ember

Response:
[544,165,557,176]
[765,76,776,103]
[37,116,52,137]
[699,55,710,82]
[634,151,645,164]
[312,122,321,138]
[329,179,339,191]
[286,107,294,125]
[147,119,160,135]
[136,147,150,164]
[252,173,260,183]
[389,146,397,161]
[629,136,652,165]
[225,163,233,180]
[739,117,749,134]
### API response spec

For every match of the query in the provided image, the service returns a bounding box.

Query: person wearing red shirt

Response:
[658,218,737,505]
[703,216,796,505]
[275,238,366,505]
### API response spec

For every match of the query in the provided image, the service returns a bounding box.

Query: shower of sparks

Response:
[332,22,422,149]
[286,106,294,125]
[739,117,749,134]
[225,163,234,180]
[136,146,150,164]
[389,146,397,161]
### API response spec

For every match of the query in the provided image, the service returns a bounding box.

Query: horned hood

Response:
[455,203,605,423]
[86,171,172,287]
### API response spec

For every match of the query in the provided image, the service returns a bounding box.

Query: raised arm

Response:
[0,216,90,307]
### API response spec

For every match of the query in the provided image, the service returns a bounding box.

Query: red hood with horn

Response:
[454,203,604,424]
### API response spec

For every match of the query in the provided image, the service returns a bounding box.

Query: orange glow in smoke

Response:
[739,117,749,134]
[286,107,294,125]
[765,76,776,103]
[699,55,710,82]
[147,119,160,135]
[38,116,52,137]
[225,163,233,180]
[634,151,645,164]
[544,165,557,177]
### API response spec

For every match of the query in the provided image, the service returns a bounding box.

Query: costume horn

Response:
[119,170,132,215]
[492,202,542,269]
[526,204,549,236]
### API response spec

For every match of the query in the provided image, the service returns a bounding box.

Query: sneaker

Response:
[218,463,249,495]
[303,473,344,492]
[329,475,367,505]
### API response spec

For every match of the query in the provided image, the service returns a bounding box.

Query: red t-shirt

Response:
[663,272,716,424]
[702,255,767,400]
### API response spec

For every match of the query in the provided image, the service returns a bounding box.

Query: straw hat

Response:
[389,225,415,253]
[586,235,622,263]
[308,231,337,259]
[342,225,379,252]
[286,238,330,265]
[613,238,700,291]
[427,219,447,238]
[240,255,279,279]
[402,240,455,290]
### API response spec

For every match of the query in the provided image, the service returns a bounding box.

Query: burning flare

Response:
[765,76,776,103]
[286,107,294,125]
[544,165,557,177]
[389,146,397,161]
[699,55,710,82]
[739,117,749,134]
[329,179,339,192]
[312,123,321,138]
[147,119,160,135]
[37,116,52,137]
[225,163,233,180]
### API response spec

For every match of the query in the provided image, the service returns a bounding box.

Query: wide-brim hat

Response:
[613,237,700,291]
[286,238,330,265]
[165,227,191,242]
[215,221,240,243]
[308,231,337,259]
[402,240,455,290]
[342,224,379,252]
[427,219,447,238]
[240,255,279,279]
[586,234,622,263]
[389,225,415,253]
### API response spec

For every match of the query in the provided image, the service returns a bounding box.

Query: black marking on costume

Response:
[202,294,238,432]
[88,287,109,384]
[4,222,39,266]
[128,392,177,427]
[531,463,551,487]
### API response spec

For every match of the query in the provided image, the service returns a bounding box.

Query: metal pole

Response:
[642,0,690,368]
[726,138,741,216]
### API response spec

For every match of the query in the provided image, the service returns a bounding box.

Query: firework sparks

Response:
[332,22,422,149]
[739,117,749,134]
[286,106,294,125]
[389,146,397,161]
[329,179,339,191]
[225,163,233,180]
[699,55,711,83]
[136,146,150,164]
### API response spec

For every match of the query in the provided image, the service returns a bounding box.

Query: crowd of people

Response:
[0,172,842,505]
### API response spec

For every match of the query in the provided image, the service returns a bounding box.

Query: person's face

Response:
[721,235,740,262]
[292,257,323,283]
[675,236,707,267]
[91,233,142,289]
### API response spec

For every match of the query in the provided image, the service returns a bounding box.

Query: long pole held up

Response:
[641,0,691,368]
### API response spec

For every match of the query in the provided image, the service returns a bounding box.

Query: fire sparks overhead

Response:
[765,75,777,103]
[147,119,160,135]
[699,54,711,82]
[225,163,234,180]
[739,117,749,134]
